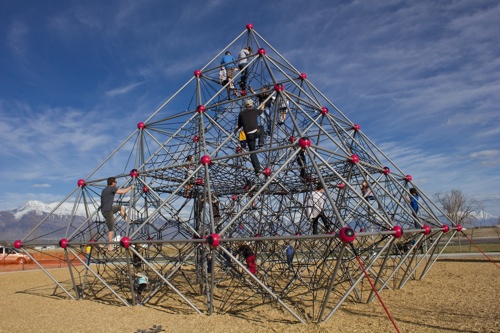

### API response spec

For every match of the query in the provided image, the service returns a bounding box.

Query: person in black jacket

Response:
[236,99,265,175]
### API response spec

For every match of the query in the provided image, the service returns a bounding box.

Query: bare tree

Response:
[434,189,483,251]
[494,219,500,241]
[434,189,482,227]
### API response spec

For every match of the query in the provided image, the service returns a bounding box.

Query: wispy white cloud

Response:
[105,82,144,97]
[0,192,66,211]
[7,20,29,56]
[469,150,500,161]
[32,183,51,188]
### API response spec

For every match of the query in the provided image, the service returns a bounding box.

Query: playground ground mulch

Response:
[0,255,498,333]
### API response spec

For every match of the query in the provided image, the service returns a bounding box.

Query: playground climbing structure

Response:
[14,24,462,324]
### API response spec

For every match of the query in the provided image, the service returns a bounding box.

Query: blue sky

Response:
[1,0,499,216]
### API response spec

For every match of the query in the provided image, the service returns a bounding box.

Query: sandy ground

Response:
[0,256,499,333]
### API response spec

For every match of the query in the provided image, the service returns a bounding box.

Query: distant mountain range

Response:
[1,200,498,242]
[1,200,87,242]
[470,210,497,221]
[11,200,87,220]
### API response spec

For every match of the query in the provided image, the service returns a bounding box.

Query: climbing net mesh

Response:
[17,25,458,324]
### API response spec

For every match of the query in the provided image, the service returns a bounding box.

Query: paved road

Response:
[445,237,499,245]
[437,252,500,259]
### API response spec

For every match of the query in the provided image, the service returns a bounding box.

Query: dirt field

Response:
[0,255,499,333]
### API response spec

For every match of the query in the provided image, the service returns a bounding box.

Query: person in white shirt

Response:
[237,46,252,90]
[306,183,331,234]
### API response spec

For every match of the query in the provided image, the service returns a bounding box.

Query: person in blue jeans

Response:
[407,187,420,228]
[284,244,294,270]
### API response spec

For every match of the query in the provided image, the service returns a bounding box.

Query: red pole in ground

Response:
[460,230,500,269]
[338,227,401,333]
[350,242,402,333]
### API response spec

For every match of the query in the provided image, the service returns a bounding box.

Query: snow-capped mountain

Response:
[471,211,497,220]
[470,211,498,227]
[1,201,88,241]
[12,200,87,220]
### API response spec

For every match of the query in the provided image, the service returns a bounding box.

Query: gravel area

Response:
[0,257,498,333]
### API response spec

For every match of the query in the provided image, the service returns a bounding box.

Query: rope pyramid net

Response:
[16,24,461,324]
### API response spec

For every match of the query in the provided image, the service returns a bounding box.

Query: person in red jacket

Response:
[236,242,257,274]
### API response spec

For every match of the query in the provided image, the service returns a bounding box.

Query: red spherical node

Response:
[359,228,365,233]
[77,179,86,187]
[246,23,254,30]
[353,124,360,131]
[295,233,301,236]
[338,227,356,244]
[442,225,450,233]
[338,183,345,189]
[257,48,266,56]
[142,186,149,193]
[456,224,463,232]
[13,240,22,249]
[383,167,391,175]
[239,225,243,230]
[137,122,145,130]
[195,178,203,185]
[236,146,242,153]
[197,105,205,113]
[200,155,211,165]
[240,89,247,96]
[255,234,261,238]
[422,225,431,235]
[298,137,311,149]
[300,73,307,80]
[194,69,201,77]
[263,167,272,177]
[289,136,296,143]
[231,194,237,201]
[273,84,282,92]
[193,135,200,142]
[59,238,68,249]
[321,106,329,115]
[405,175,413,182]
[120,237,131,248]
[349,154,359,164]
[392,226,403,238]
[207,233,220,247]
[130,169,139,178]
